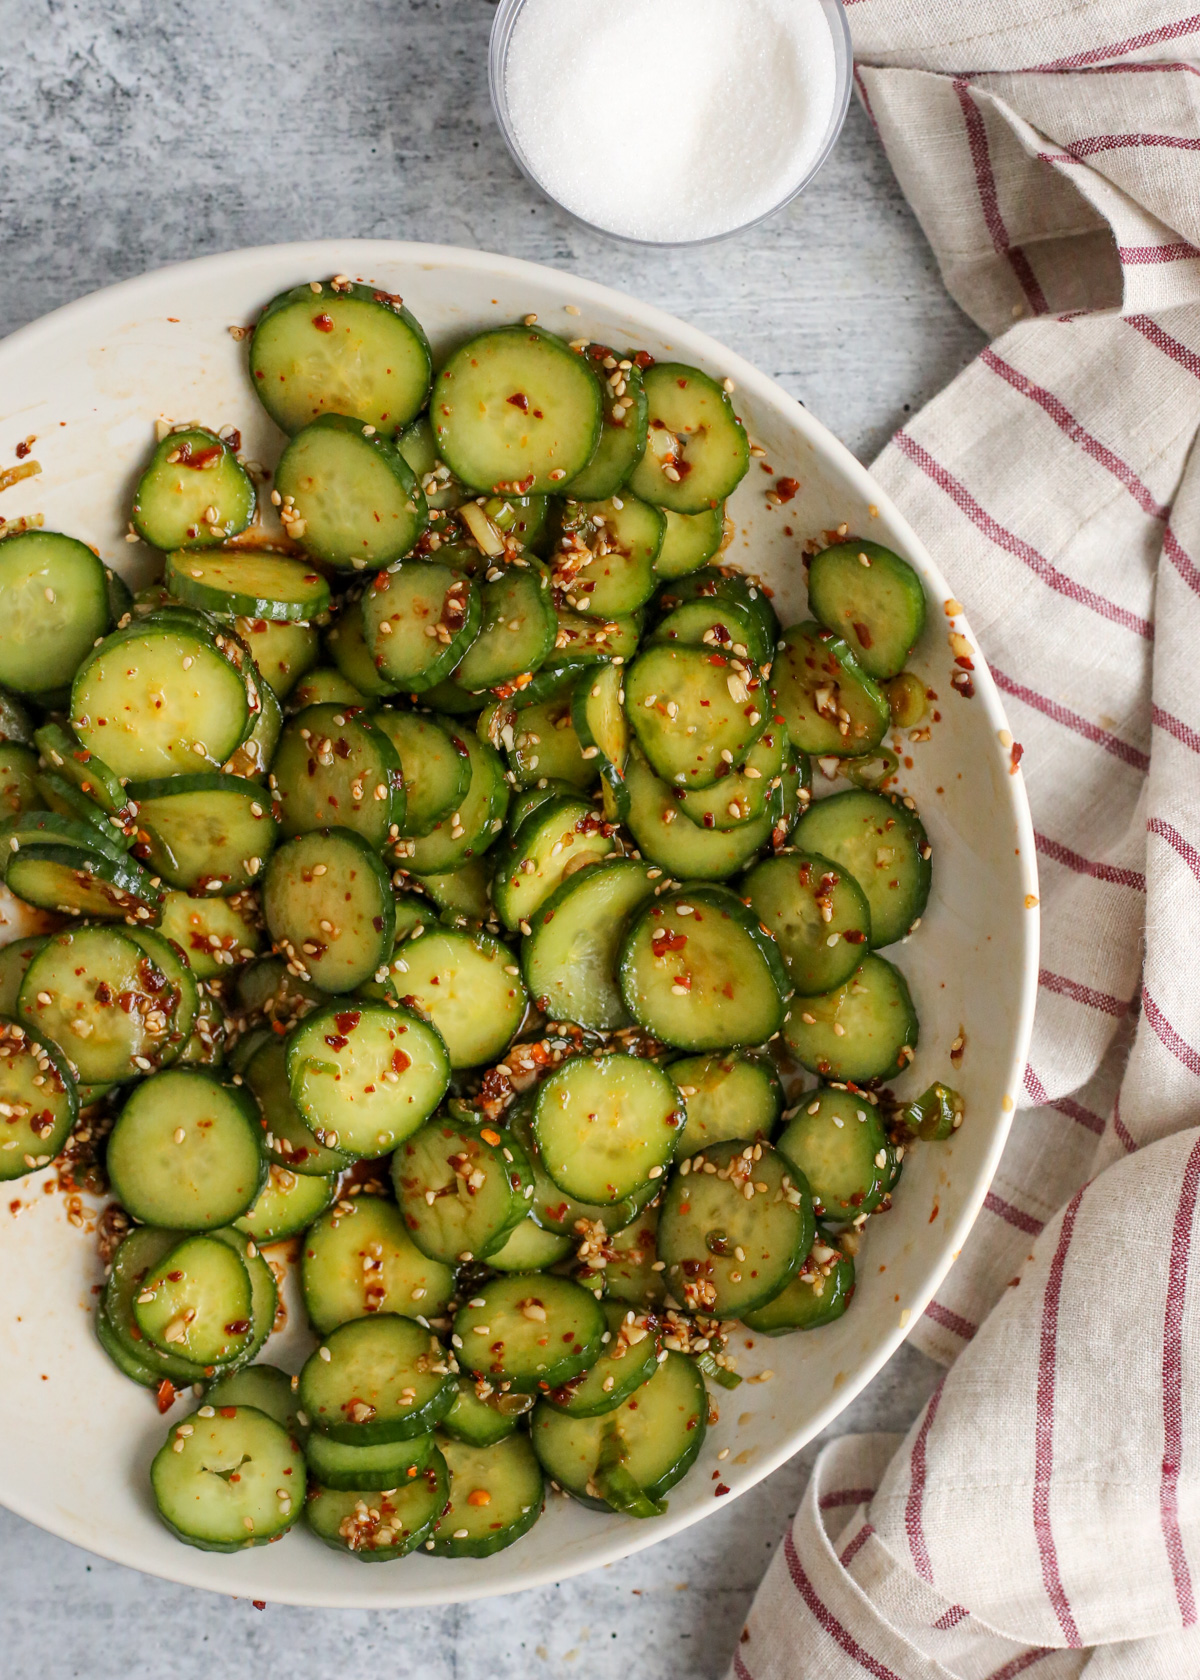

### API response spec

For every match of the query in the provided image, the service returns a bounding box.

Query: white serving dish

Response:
[0,240,1037,1606]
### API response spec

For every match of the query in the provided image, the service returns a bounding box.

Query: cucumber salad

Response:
[0,277,963,1564]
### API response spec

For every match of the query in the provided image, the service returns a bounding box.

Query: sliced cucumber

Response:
[533,1052,680,1204]
[223,675,282,782]
[492,795,616,933]
[33,770,110,834]
[300,1314,456,1444]
[0,689,35,744]
[383,925,526,1068]
[678,720,787,830]
[502,687,598,793]
[414,859,494,924]
[441,1375,525,1445]
[275,414,428,571]
[807,540,927,681]
[34,722,132,823]
[18,925,177,1084]
[123,924,198,1065]
[135,1232,254,1367]
[152,1405,304,1551]
[398,415,469,511]
[361,561,479,690]
[772,623,890,758]
[777,1086,891,1219]
[545,1301,660,1417]
[562,346,648,499]
[626,645,767,791]
[229,614,320,700]
[235,1162,338,1243]
[556,496,664,617]
[453,1272,605,1392]
[132,428,255,552]
[306,1428,434,1493]
[165,550,329,623]
[245,1038,354,1177]
[291,664,377,713]
[192,1224,277,1370]
[434,326,603,495]
[627,363,748,514]
[325,598,401,700]
[522,856,659,1031]
[453,562,557,690]
[1,744,43,817]
[95,1300,166,1389]
[790,789,932,949]
[430,1431,543,1557]
[104,1226,213,1384]
[648,594,769,667]
[656,567,779,656]
[262,828,395,992]
[619,885,790,1051]
[623,744,775,880]
[531,1349,705,1513]
[782,954,918,1082]
[287,999,450,1157]
[742,1246,855,1334]
[658,1138,814,1316]
[391,1116,532,1263]
[306,1454,448,1560]
[506,1100,654,1237]
[6,842,163,923]
[301,1195,455,1335]
[250,279,433,437]
[129,774,278,894]
[0,937,44,1017]
[571,660,630,818]
[600,1205,667,1307]
[0,1016,77,1181]
[552,609,641,666]
[0,531,112,695]
[272,703,404,850]
[655,506,726,580]
[742,850,871,995]
[159,889,261,981]
[486,1215,573,1273]
[107,1067,265,1228]
[205,1363,307,1437]
[72,621,252,780]
[668,1050,783,1156]
[373,710,470,839]
[401,729,508,875]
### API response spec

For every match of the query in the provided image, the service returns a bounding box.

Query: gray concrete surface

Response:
[0,2,980,1673]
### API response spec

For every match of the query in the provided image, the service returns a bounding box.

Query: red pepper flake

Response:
[715,1483,731,1497]
[334,1011,361,1036]
[774,477,799,503]
[634,351,655,370]
[507,392,530,411]
[15,438,33,459]
[1010,741,1024,774]
[219,1405,238,1419]
[852,621,872,650]
[155,1380,176,1414]
[312,314,335,332]
[252,1601,266,1611]
[392,1048,412,1075]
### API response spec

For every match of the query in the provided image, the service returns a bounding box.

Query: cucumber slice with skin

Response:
[391,1116,533,1264]
[275,414,429,572]
[551,609,641,666]
[0,531,112,695]
[668,1050,783,1157]
[790,789,932,950]
[556,496,664,617]
[223,676,282,783]
[441,1375,527,1445]
[0,937,44,1017]
[430,1431,544,1557]
[104,1226,215,1384]
[400,730,508,876]
[454,1272,606,1392]
[742,1246,855,1334]
[300,1314,456,1444]
[415,859,494,924]
[532,1052,682,1205]
[250,279,433,438]
[506,1100,655,1237]
[245,1039,354,1176]
[504,776,580,837]
[435,326,604,496]
[128,774,278,893]
[561,345,649,500]
[397,415,469,511]
[123,925,198,1065]
[306,1454,448,1560]
[205,1364,307,1437]
[502,689,598,793]
[544,1301,661,1417]
[152,1406,305,1552]
[0,689,35,745]
[34,723,132,821]
[382,925,526,1069]
[531,1349,705,1513]
[211,1226,284,1371]
[2,744,44,817]
[655,506,727,580]
[235,1161,338,1243]
[262,828,396,993]
[807,540,927,681]
[655,566,780,656]
[107,1067,266,1228]
[599,1205,666,1307]
[165,550,330,623]
[492,795,616,933]
[659,1138,815,1316]
[521,857,660,1031]
[229,615,320,700]
[572,660,630,818]
[18,925,177,1084]
[783,954,919,1082]
[72,621,253,781]
[95,1300,166,1389]
[678,719,787,831]
[361,561,479,690]
[742,850,872,995]
[272,703,405,850]
[772,623,890,758]
[290,664,377,713]
[135,1232,254,1367]
[3,808,134,867]
[619,885,791,1052]
[325,602,400,701]
[486,1216,573,1273]
[0,1015,77,1181]
[453,563,558,691]
[287,999,451,1157]
[626,644,768,791]
[159,889,262,980]
[301,1195,455,1335]
[5,841,163,923]
[372,709,470,838]
[306,1428,434,1493]
[132,428,255,552]
[34,771,110,835]
[623,744,777,880]
[648,594,770,669]
[777,1086,891,1219]
[627,363,749,514]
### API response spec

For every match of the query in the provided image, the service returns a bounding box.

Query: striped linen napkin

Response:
[730,5,1200,1675]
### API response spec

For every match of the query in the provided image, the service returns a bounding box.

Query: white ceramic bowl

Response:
[0,240,1038,1607]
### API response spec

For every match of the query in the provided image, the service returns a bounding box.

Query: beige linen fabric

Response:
[731,6,1200,1676]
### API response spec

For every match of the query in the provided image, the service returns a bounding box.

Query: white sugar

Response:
[504,0,840,243]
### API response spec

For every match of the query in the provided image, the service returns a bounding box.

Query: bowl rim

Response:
[0,238,1040,1605]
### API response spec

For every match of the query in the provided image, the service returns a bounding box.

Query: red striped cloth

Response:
[732,5,1200,1675]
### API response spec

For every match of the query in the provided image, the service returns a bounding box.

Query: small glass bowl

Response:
[488,0,853,249]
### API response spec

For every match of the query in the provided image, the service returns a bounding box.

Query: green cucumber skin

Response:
[131,429,255,553]
[807,539,927,682]
[275,415,429,573]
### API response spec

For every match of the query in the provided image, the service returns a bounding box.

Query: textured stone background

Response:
[0,2,981,1673]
